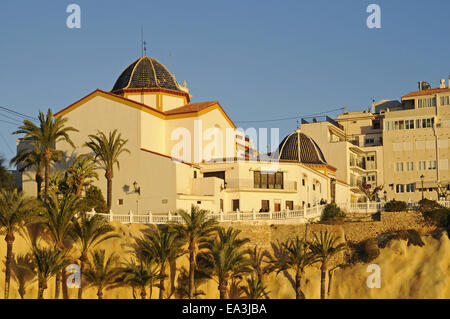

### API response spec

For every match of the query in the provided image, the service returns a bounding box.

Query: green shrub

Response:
[384,200,408,212]
[78,185,108,214]
[362,238,380,262]
[347,238,380,264]
[379,230,425,248]
[422,207,450,228]
[418,198,442,213]
[321,203,346,222]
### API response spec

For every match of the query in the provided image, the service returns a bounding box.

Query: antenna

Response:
[141,26,144,57]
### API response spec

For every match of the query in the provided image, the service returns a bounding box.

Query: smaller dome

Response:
[274,130,327,165]
[111,56,186,93]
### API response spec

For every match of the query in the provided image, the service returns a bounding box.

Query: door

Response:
[232,199,240,212]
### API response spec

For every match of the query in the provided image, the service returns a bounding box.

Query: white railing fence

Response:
[84,200,450,225]
[85,205,326,225]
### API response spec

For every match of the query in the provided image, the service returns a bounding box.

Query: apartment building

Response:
[382,78,450,201]
[300,116,380,202]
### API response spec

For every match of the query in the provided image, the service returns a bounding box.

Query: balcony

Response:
[224,178,297,192]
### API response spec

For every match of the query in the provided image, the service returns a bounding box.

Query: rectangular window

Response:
[286,201,294,210]
[396,162,404,172]
[254,171,261,188]
[405,162,414,171]
[275,172,283,189]
[418,161,426,170]
[261,200,269,212]
[428,160,437,170]
[406,183,415,193]
[232,199,240,212]
[254,171,283,189]
[396,184,405,193]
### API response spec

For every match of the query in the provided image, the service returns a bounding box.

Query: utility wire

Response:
[0,105,37,121]
[234,107,345,124]
[0,119,20,126]
[0,131,14,155]
[0,112,23,125]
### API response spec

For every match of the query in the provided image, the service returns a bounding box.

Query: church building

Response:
[19,56,349,214]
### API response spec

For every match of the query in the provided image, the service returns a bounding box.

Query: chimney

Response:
[418,81,423,91]
[440,79,446,89]
[448,75,450,88]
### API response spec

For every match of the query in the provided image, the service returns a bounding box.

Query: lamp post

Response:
[133,181,141,215]
[383,190,387,202]
[420,175,424,200]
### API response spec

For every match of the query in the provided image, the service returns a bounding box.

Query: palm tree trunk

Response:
[105,171,113,212]
[4,233,15,299]
[44,150,51,199]
[38,280,47,299]
[320,263,327,299]
[218,279,227,299]
[62,268,69,299]
[188,245,195,299]
[159,263,166,299]
[327,269,334,298]
[78,258,86,299]
[141,286,146,299]
[76,182,83,196]
[36,171,43,200]
[97,287,103,299]
[55,273,61,299]
[295,268,305,299]
[149,282,153,299]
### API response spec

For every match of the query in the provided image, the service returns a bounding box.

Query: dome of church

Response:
[111,56,187,93]
[275,130,328,165]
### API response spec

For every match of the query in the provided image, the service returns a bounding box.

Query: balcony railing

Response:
[85,205,326,224]
[224,178,297,191]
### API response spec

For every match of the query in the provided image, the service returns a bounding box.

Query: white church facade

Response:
[19,56,350,215]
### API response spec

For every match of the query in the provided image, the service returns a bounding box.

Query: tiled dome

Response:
[111,56,184,93]
[275,130,328,165]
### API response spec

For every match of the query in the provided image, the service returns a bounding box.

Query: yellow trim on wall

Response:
[55,90,236,129]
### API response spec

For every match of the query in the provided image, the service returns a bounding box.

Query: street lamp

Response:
[383,190,387,202]
[133,181,141,195]
[133,181,141,215]
[420,175,424,200]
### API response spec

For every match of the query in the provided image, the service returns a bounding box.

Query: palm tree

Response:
[174,266,209,299]
[9,140,57,199]
[65,154,99,195]
[198,227,251,299]
[70,212,119,299]
[136,227,184,299]
[85,130,130,212]
[121,258,161,299]
[0,157,14,190]
[11,253,36,299]
[29,245,66,299]
[41,191,81,299]
[269,237,316,299]
[172,205,218,299]
[241,274,269,299]
[0,188,41,298]
[84,249,120,299]
[13,109,78,199]
[310,231,346,299]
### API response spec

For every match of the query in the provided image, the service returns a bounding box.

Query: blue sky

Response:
[0,0,449,166]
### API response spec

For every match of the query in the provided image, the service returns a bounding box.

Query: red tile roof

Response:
[164,101,218,115]
[402,87,450,98]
